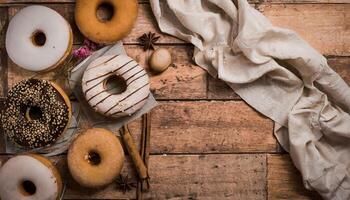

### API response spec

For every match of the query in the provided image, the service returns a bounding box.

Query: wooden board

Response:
[258,3,350,56]
[7,45,207,100]
[267,154,323,200]
[0,1,349,200]
[266,0,349,3]
[144,154,267,200]
[150,101,276,154]
[7,46,350,101]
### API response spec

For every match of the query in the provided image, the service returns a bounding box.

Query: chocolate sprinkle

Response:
[0,79,70,148]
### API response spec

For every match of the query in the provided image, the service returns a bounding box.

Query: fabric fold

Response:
[150,0,350,199]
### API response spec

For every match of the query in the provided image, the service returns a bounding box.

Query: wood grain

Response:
[267,154,322,200]
[150,101,276,154]
[259,3,350,56]
[126,45,207,100]
[0,155,138,199]
[328,57,350,84]
[265,0,349,3]
[7,45,207,100]
[8,45,349,101]
[0,100,277,155]
[144,154,267,200]
[207,75,240,100]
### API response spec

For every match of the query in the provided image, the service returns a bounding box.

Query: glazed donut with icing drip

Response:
[0,154,63,200]
[82,55,150,118]
[6,5,72,71]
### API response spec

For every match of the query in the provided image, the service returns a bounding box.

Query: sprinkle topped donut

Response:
[6,5,72,71]
[1,79,72,148]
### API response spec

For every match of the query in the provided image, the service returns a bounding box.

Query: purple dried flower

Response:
[73,46,92,60]
[83,39,100,51]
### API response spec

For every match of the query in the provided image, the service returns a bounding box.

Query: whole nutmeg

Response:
[149,48,172,73]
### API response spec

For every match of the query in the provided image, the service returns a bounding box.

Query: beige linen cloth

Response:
[150,0,350,199]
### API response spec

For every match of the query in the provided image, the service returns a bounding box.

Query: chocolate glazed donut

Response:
[1,79,72,148]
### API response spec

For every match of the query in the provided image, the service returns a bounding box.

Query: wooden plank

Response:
[207,75,240,100]
[265,0,350,3]
[7,3,181,44]
[0,155,138,199]
[144,154,267,200]
[258,3,350,56]
[267,154,322,200]
[126,45,207,100]
[150,101,276,153]
[7,45,207,99]
[328,57,350,83]
[7,49,350,101]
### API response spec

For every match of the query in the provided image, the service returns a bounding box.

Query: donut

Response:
[82,54,150,118]
[75,0,138,44]
[0,154,62,200]
[6,5,73,71]
[0,79,72,148]
[68,128,125,188]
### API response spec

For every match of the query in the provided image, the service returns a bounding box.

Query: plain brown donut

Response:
[67,128,125,188]
[75,0,138,44]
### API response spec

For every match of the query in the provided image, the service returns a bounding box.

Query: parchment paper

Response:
[68,42,158,131]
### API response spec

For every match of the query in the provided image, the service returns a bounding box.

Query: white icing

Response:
[6,6,71,71]
[82,55,150,118]
[0,155,59,200]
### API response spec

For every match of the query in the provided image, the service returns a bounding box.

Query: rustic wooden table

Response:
[0,0,349,199]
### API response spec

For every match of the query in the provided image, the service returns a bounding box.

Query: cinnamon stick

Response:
[120,125,149,180]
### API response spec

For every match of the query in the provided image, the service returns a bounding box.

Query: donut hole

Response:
[31,31,46,46]
[20,180,36,196]
[88,151,101,166]
[96,2,115,22]
[104,74,127,94]
[26,106,43,121]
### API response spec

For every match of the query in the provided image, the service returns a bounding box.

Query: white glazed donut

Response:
[0,154,62,200]
[6,5,72,71]
[82,54,150,118]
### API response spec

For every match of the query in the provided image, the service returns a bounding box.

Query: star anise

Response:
[138,32,160,51]
[116,174,137,193]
